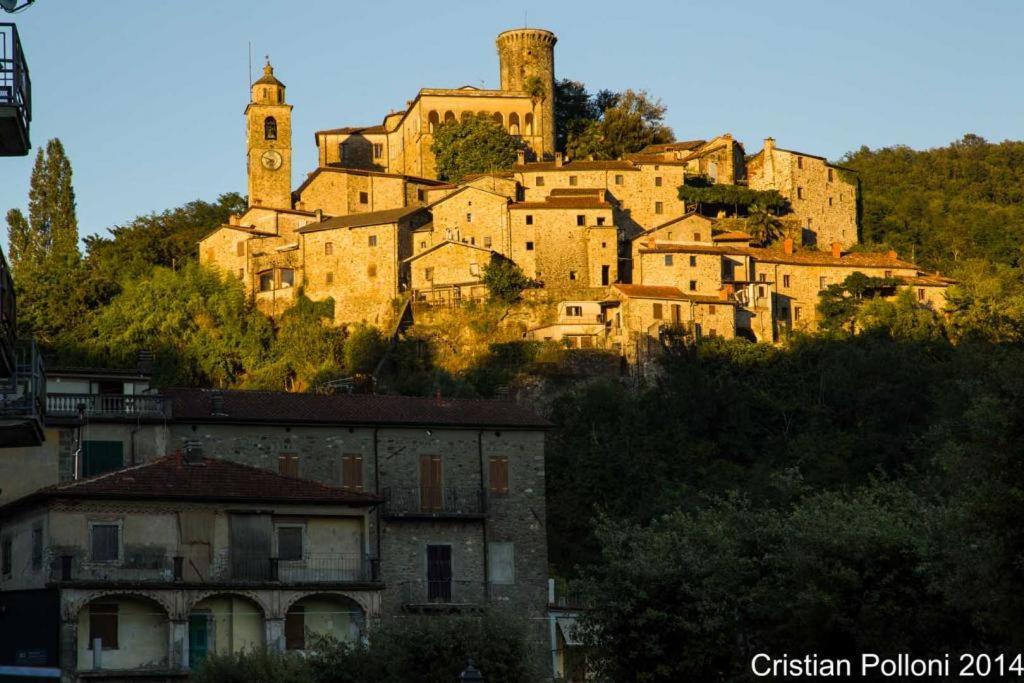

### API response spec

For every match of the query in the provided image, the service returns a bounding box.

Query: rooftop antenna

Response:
[247,41,252,90]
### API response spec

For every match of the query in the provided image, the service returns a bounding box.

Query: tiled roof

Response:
[315,125,387,136]
[638,241,922,269]
[612,284,735,306]
[0,454,381,513]
[294,166,446,196]
[646,212,709,232]
[638,140,707,154]
[163,388,552,429]
[548,188,606,197]
[404,240,494,262]
[509,197,612,210]
[297,206,426,233]
[712,230,754,242]
[513,159,637,172]
[199,224,277,243]
[898,274,957,287]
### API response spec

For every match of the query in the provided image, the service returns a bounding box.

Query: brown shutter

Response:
[278,454,299,477]
[420,455,442,511]
[489,457,509,495]
[342,454,364,492]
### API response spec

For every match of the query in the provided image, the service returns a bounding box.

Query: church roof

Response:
[253,61,284,88]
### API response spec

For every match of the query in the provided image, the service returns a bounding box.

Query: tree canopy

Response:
[564,89,674,160]
[429,114,522,182]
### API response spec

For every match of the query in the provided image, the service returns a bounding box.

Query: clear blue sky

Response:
[2,0,1021,250]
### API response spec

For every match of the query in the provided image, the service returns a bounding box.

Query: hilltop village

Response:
[200,27,952,356]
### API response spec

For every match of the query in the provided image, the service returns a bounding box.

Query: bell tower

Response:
[496,28,557,155]
[246,59,292,209]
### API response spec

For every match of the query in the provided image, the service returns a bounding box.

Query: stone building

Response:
[0,388,551,681]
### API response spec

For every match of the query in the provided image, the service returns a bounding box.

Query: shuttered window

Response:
[90,523,120,563]
[488,542,515,585]
[89,604,119,650]
[277,526,303,561]
[341,454,364,491]
[489,457,509,495]
[285,607,305,650]
[278,454,299,477]
[420,455,443,512]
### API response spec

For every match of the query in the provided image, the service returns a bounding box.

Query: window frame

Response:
[489,456,510,496]
[88,521,122,564]
[275,523,306,562]
[278,453,300,477]
[88,603,119,650]
[487,541,515,585]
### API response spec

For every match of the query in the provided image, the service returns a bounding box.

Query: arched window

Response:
[443,111,456,124]
[509,113,520,136]
[492,112,504,127]
[460,111,472,123]
[264,116,277,141]
[428,111,440,133]
[524,113,534,135]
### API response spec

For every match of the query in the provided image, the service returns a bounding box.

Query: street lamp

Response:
[458,658,483,681]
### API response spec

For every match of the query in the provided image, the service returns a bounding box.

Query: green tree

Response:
[430,114,522,182]
[481,255,531,303]
[856,289,945,342]
[745,203,785,245]
[566,89,673,160]
[816,272,900,333]
[343,324,386,376]
[677,176,790,216]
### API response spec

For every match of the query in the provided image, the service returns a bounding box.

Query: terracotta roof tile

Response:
[1,455,381,513]
[513,160,637,172]
[298,206,426,233]
[163,388,551,429]
[315,125,387,136]
[510,197,612,210]
[612,284,736,306]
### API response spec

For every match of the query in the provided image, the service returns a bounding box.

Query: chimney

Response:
[315,208,323,223]
[228,214,239,226]
[296,201,305,211]
[887,249,898,260]
[831,242,842,259]
[783,237,794,255]
[554,152,564,168]
[763,137,776,154]
[516,149,526,165]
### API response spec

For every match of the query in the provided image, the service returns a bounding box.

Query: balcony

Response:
[383,486,486,519]
[0,339,45,446]
[0,24,31,156]
[46,392,171,422]
[399,579,487,611]
[52,553,381,587]
[0,245,14,379]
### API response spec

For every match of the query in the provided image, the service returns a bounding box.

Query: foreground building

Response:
[0,388,551,681]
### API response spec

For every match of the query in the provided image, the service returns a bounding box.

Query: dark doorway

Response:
[427,545,452,602]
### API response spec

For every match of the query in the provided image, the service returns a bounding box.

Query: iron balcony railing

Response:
[399,579,486,607]
[383,486,487,518]
[0,23,31,155]
[0,339,44,420]
[53,553,380,585]
[46,392,171,419]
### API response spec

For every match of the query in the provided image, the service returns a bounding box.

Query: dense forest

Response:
[8,134,1024,679]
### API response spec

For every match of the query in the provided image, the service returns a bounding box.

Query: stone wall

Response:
[429,187,511,253]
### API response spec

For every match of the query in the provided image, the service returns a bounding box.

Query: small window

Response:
[488,542,515,584]
[758,285,766,298]
[536,176,545,187]
[326,272,334,285]
[484,236,492,248]
[665,255,674,266]
[359,192,369,204]
[466,213,473,223]
[341,454,364,491]
[325,242,333,255]
[90,523,120,563]
[569,270,577,281]
[655,176,663,187]
[237,268,244,279]
[708,328,717,338]
[652,303,663,319]
[828,168,834,182]
[31,524,42,571]
[759,273,767,282]
[264,116,277,141]
[367,263,377,277]
[424,267,434,281]
[689,280,697,291]
[373,143,383,159]
[709,305,716,314]
[783,274,791,288]
[280,268,294,288]
[417,189,425,201]
[797,156,803,169]
[278,453,300,477]
[259,271,274,292]
[884,270,893,278]
[277,526,303,561]
[525,241,534,251]
[489,456,509,495]
[797,187,804,200]
[565,305,583,317]
[795,306,802,320]
[469,262,480,276]
[1,536,10,576]
[89,604,119,650]
[368,235,378,247]
[569,176,578,186]
[236,241,245,257]
[655,202,664,214]
[525,215,534,225]
[419,241,427,249]
[689,255,697,267]
[829,196,833,207]
[693,232,700,241]
[576,215,585,226]
[614,174,624,185]
[597,216,606,226]
[918,288,926,301]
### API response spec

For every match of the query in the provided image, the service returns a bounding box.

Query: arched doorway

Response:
[509,113,520,136]
[76,594,169,672]
[284,594,366,651]
[188,594,266,669]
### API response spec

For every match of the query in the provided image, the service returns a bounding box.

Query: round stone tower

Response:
[496,28,557,156]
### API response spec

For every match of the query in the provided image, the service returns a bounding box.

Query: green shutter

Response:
[82,441,124,477]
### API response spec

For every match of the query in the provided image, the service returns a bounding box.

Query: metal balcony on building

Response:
[0,246,15,380]
[0,339,45,446]
[382,486,487,519]
[399,579,487,611]
[0,23,30,156]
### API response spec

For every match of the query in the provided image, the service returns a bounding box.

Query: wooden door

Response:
[419,455,443,512]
